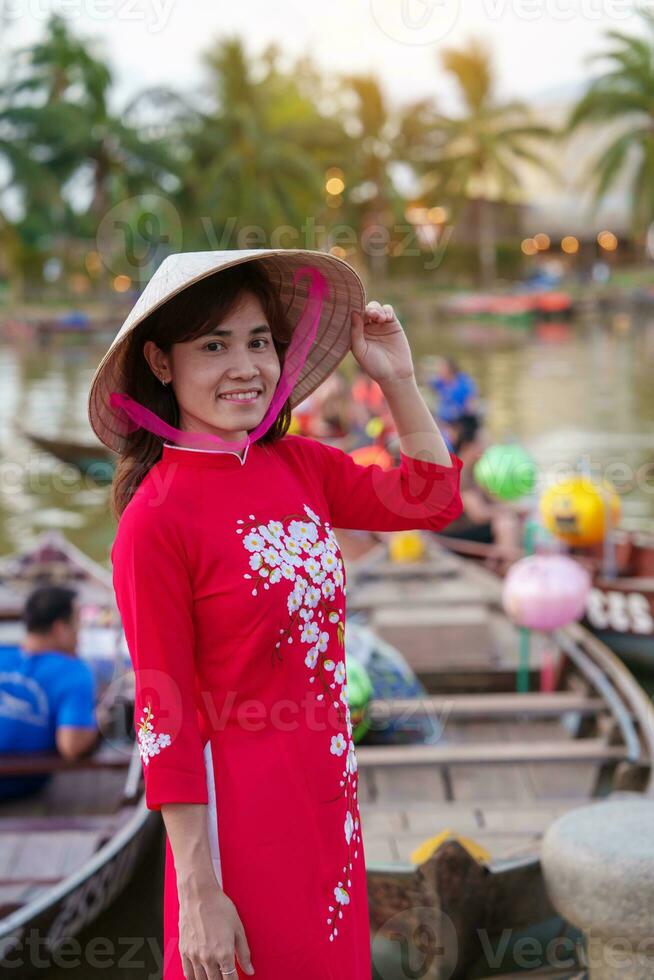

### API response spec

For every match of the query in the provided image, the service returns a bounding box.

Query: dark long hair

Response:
[110,260,293,520]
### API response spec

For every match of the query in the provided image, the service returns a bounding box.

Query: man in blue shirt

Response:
[429,356,479,423]
[0,585,99,800]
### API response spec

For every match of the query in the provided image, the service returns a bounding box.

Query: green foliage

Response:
[564,6,654,239]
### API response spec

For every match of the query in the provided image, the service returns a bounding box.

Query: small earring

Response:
[160,376,169,387]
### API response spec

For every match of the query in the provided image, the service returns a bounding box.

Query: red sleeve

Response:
[111,505,208,811]
[302,437,465,532]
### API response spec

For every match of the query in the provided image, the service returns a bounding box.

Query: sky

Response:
[2,0,651,111]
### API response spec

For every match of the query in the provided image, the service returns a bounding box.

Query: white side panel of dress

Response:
[203,740,223,887]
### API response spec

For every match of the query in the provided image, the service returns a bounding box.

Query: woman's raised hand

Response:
[350,300,415,387]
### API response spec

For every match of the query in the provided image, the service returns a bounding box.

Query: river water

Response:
[1,311,653,563]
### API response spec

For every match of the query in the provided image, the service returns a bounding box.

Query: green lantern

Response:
[345,657,373,744]
[474,443,537,501]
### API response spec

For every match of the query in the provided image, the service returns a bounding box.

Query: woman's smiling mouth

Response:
[218,389,262,404]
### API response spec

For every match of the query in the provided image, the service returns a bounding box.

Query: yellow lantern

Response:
[389,530,426,563]
[539,476,621,547]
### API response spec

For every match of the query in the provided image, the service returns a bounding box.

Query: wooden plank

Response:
[372,605,490,627]
[356,739,630,767]
[367,693,604,720]
[362,836,399,864]
[369,765,447,804]
[448,763,536,802]
[0,830,103,882]
[378,831,543,865]
[401,805,482,834]
[478,801,589,832]
[0,747,130,777]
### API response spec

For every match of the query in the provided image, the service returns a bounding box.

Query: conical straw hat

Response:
[88,248,366,454]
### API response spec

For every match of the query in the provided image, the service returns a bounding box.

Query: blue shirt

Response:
[430,372,477,422]
[0,647,97,800]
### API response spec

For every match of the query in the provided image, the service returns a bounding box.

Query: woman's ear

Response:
[142,340,169,382]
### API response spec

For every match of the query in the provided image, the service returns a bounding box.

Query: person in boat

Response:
[435,412,520,556]
[428,356,479,422]
[90,249,464,980]
[291,372,350,439]
[0,585,99,801]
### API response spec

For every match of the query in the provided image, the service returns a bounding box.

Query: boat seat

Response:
[356,739,638,767]
[0,746,131,777]
[368,693,605,719]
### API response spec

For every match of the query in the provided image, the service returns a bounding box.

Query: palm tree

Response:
[0,14,181,288]
[180,38,346,245]
[564,7,654,254]
[402,38,556,286]
[336,74,406,278]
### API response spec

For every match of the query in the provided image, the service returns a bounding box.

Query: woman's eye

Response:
[204,339,269,351]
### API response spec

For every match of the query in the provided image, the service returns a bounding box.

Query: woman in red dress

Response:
[88,249,463,980]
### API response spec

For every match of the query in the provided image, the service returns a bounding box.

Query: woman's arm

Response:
[379,375,453,467]
[350,301,454,467]
[112,509,255,977]
[161,803,255,977]
[298,300,464,534]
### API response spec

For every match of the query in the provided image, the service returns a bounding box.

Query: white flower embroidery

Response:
[304,504,321,525]
[137,703,171,766]
[263,546,280,567]
[304,586,321,608]
[334,885,350,905]
[301,621,320,644]
[288,520,318,547]
[243,531,265,551]
[304,556,322,579]
[321,551,338,573]
[237,503,362,943]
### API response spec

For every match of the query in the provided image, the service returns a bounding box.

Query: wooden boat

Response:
[433,529,654,671]
[16,425,116,482]
[0,744,158,974]
[442,290,574,323]
[0,531,157,972]
[344,535,654,978]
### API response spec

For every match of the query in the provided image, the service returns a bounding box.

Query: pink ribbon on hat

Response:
[109,265,329,453]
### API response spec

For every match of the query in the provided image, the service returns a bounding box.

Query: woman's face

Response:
[146,291,282,443]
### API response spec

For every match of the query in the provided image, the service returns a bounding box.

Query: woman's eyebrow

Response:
[205,324,271,338]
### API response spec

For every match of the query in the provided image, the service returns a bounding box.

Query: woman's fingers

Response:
[234,924,255,975]
[181,954,199,980]
[365,300,395,322]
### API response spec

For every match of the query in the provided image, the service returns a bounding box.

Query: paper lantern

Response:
[389,530,426,563]
[502,554,591,631]
[540,476,621,547]
[474,444,537,501]
[349,444,393,469]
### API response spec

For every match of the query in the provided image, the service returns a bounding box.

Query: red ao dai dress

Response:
[110,434,464,980]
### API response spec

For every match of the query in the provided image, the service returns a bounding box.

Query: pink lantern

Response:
[502,554,591,631]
